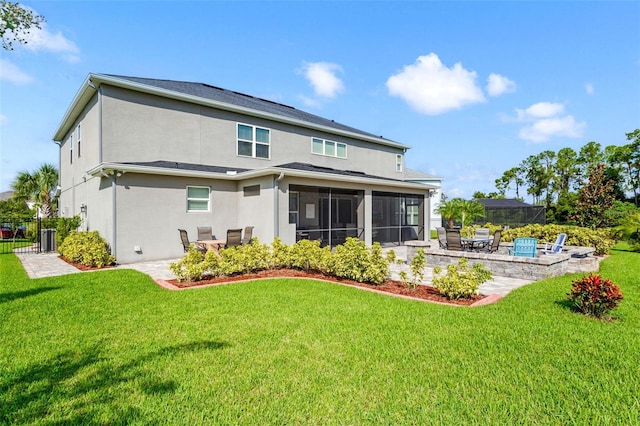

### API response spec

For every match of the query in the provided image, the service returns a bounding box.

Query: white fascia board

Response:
[52,75,97,141]
[86,162,436,192]
[83,73,410,150]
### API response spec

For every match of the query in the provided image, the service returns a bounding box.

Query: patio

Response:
[406,240,601,281]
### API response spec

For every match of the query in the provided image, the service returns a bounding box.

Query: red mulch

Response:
[166,268,486,306]
[60,257,115,271]
[60,256,487,306]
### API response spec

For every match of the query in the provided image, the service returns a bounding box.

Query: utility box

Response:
[40,229,57,252]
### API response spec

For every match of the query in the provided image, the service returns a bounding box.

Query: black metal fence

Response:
[0,217,57,254]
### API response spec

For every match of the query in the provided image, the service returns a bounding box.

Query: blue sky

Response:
[2,1,639,201]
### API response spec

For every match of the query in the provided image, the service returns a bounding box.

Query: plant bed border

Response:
[159,268,496,307]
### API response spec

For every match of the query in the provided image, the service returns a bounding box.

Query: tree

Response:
[459,199,485,226]
[11,163,59,218]
[571,164,616,228]
[495,167,524,199]
[435,198,463,228]
[0,0,45,50]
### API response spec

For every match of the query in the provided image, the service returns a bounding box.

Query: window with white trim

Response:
[289,191,299,224]
[186,186,210,212]
[237,123,270,159]
[69,134,73,164]
[396,154,403,172]
[77,125,81,158]
[312,138,347,159]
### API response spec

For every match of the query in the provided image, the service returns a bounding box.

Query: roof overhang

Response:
[86,162,437,192]
[54,73,410,150]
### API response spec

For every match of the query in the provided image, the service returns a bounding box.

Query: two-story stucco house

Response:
[53,74,440,264]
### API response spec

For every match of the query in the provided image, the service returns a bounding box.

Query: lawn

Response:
[1,247,639,424]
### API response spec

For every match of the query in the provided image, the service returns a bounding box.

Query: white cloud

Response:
[516,101,565,120]
[511,101,586,143]
[386,53,486,115]
[0,59,34,84]
[12,9,80,62]
[0,114,8,125]
[300,61,344,98]
[519,115,586,143]
[585,83,594,95]
[486,73,516,96]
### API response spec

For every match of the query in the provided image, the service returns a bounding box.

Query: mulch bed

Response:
[60,257,490,307]
[166,268,487,307]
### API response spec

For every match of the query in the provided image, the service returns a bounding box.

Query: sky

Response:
[1,1,639,201]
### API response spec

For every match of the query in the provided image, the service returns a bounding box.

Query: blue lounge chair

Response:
[508,237,538,257]
[541,233,567,255]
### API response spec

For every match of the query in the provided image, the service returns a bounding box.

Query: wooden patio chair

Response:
[224,228,243,249]
[241,226,254,245]
[178,229,205,253]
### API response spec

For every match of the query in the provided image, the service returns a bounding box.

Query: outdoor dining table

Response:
[196,239,226,252]
[461,237,491,251]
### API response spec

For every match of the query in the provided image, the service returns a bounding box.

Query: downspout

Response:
[274,171,285,238]
[100,169,117,261]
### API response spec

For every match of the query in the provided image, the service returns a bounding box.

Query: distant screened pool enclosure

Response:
[474,198,546,228]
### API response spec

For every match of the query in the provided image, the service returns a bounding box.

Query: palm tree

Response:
[435,198,464,228]
[460,199,485,226]
[11,163,59,218]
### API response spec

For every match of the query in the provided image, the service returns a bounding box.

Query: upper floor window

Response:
[77,125,81,157]
[312,138,347,159]
[186,186,210,212]
[396,154,403,172]
[69,134,73,164]
[237,123,270,159]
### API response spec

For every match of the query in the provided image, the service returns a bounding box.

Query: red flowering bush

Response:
[568,274,623,319]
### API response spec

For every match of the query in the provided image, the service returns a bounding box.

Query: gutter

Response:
[86,163,437,192]
[100,169,120,261]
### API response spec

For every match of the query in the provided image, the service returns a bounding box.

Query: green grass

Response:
[1,247,639,424]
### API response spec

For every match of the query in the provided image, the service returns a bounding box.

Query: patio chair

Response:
[224,228,243,248]
[445,229,464,251]
[178,229,205,253]
[475,228,490,239]
[241,226,254,245]
[508,237,538,257]
[541,233,567,255]
[483,230,502,253]
[436,227,447,249]
[197,226,213,241]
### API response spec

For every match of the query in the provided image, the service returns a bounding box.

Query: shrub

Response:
[169,246,207,283]
[58,231,115,268]
[567,273,623,319]
[327,238,389,285]
[501,224,615,255]
[56,216,82,246]
[270,238,291,269]
[288,239,331,273]
[432,257,492,300]
[400,248,426,289]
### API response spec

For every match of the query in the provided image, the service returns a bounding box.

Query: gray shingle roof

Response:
[476,198,535,208]
[123,161,249,174]
[122,160,403,183]
[276,162,402,182]
[107,75,392,143]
